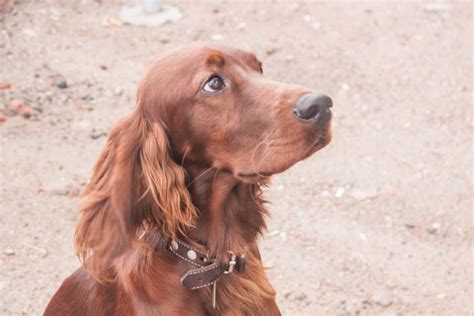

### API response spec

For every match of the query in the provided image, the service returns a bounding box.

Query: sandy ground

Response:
[0,1,472,315]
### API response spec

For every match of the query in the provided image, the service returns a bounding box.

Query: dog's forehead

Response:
[181,43,260,66]
[196,46,261,70]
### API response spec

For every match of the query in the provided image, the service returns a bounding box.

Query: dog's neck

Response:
[184,164,267,258]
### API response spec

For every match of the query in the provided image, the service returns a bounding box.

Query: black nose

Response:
[293,93,332,123]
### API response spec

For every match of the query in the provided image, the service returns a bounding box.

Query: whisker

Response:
[250,128,278,177]
[186,167,214,188]
[180,147,190,168]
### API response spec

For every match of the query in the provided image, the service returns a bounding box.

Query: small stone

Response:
[281,289,292,299]
[423,3,449,12]
[311,22,321,30]
[89,130,107,139]
[431,222,441,229]
[236,22,246,30]
[4,248,15,256]
[57,79,68,89]
[425,227,437,235]
[102,16,123,27]
[294,292,307,301]
[290,3,300,12]
[0,82,12,90]
[370,288,394,307]
[8,100,23,113]
[334,187,345,198]
[404,224,416,229]
[159,35,170,43]
[359,233,368,241]
[210,34,224,41]
[18,105,33,118]
[265,46,278,56]
[22,28,36,37]
[49,183,79,197]
[0,113,6,123]
[340,82,350,92]
[350,188,378,201]
[320,190,330,197]
[268,230,280,237]
[113,87,123,96]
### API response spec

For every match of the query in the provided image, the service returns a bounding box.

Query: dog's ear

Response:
[75,111,197,280]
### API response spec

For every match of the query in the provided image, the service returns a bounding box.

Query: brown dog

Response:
[45,44,332,315]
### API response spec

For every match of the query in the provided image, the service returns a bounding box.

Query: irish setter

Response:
[45,44,332,315]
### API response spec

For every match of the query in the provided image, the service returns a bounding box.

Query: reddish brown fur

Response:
[45,44,331,315]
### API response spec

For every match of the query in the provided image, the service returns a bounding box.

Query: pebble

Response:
[57,79,68,89]
[359,232,368,241]
[370,288,394,307]
[425,227,437,235]
[0,82,12,90]
[404,224,416,230]
[268,230,280,237]
[89,130,107,139]
[294,292,307,301]
[340,82,350,92]
[210,34,224,41]
[8,99,23,113]
[236,22,246,30]
[49,183,79,197]
[281,289,292,299]
[422,3,449,12]
[159,35,170,43]
[4,248,15,256]
[18,105,33,118]
[265,46,278,56]
[22,28,36,37]
[350,187,378,201]
[290,3,300,12]
[334,187,345,198]
[320,190,330,197]
[113,87,123,96]
[311,22,321,30]
[431,222,441,229]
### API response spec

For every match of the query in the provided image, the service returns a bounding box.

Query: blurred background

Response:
[0,1,472,315]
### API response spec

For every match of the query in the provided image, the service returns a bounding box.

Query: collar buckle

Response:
[224,251,237,274]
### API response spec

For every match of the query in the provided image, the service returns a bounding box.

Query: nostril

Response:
[315,94,333,109]
[294,104,319,120]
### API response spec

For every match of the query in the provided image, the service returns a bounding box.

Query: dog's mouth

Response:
[237,171,273,178]
[236,130,331,183]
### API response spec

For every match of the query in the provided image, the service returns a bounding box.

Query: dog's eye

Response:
[203,76,225,93]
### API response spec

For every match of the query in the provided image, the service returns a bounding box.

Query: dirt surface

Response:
[1,1,472,315]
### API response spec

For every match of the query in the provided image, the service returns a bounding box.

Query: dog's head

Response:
[139,44,332,183]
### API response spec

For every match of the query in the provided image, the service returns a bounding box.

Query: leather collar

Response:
[158,236,246,290]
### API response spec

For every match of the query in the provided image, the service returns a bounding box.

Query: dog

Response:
[45,44,332,315]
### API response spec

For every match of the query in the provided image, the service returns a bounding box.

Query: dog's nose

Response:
[293,93,332,124]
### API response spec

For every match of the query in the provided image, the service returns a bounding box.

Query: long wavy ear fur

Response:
[75,110,197,281]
